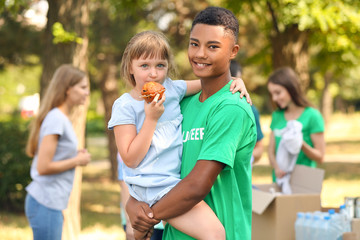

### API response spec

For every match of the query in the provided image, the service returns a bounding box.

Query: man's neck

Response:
[199,72,231,102]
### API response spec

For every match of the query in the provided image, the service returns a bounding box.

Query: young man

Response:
[126,6,256,240]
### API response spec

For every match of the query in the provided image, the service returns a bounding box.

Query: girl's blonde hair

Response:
[120,30,176,87]
[26,64,86,157]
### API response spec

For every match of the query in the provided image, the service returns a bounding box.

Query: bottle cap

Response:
[297,212,304,217]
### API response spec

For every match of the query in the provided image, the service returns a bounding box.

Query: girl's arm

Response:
[268,131,286,179]
[301,132,325,164]
[37,135,91,175]
[114,95,166,168]
[184,78,252,104]
[184,79,202,96]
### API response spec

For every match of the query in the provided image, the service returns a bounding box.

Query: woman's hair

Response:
[26,64,86,157]
[267,67,311,109]
[120,30,176,87]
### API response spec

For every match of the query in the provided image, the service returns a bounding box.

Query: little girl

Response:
[108,30,249,240]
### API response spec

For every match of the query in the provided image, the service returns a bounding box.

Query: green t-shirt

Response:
[163,81,257,240]
[270,107,324,181]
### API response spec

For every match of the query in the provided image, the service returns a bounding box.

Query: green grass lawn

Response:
[1,112,359,239]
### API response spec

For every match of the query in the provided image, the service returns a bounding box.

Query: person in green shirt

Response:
[267,67,326,182]
[126,6,256,240]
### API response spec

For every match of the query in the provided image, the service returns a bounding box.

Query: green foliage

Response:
[0,117,32,212]
[0,0,30,15]
[52,22,83,44]
[0,63,41,115]
[86,110,106,136]
[0,12,42,66]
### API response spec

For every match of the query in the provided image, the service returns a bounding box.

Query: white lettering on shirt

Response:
[183,128,204,143]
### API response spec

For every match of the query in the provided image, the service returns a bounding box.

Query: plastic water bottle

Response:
[303,212,313,240]
[295,212,305,240]
[310,214,322,240]
[318,215,332,240]
[340,204,352,233]
[328,209,343,240]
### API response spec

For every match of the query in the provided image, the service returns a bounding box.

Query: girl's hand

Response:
[275,167,287,179]
[144,93,166,121]
[230,77,252,105]
[76,149,91,166]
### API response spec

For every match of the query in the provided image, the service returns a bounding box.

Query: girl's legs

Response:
[25,194,63,240]
[166,200,225,240]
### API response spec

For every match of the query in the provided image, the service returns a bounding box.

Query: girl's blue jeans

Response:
[25,194,63,240]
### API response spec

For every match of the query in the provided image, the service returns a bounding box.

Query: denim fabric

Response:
[25,194,63,240]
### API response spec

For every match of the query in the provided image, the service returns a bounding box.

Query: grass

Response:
[1,112,359,239]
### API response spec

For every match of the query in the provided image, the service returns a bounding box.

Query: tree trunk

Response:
[41,1,89,239]
[270,24,310,90]
[320,71,333,125]
[99,58,120,181]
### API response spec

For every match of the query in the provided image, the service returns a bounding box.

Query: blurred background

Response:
[0,0,359,239]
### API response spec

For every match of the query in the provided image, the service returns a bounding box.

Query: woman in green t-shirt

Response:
[267,67,325,182]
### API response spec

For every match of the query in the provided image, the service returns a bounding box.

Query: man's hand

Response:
[134,228,154,240]
[125,197,160,233]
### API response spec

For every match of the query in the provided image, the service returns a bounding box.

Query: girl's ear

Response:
[230,44,240,59]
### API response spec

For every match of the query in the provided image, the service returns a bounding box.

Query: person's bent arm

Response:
[301,132,325,164]
[114,94,165,168]
[37,134,91,175]
[126,160,225,232]
[185,78,252,103]
[152,160,225,220]
[252,140,264,164]
[268,131,286,179]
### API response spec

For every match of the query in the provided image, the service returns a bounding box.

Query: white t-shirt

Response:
[26,108,78,210]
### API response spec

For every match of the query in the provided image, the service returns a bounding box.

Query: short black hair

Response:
[191,6,239,43]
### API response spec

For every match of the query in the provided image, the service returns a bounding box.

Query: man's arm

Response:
[126,160,225,232]
[152,160,225,220]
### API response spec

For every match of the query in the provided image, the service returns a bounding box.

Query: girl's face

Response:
[66,77,90,107]
[267,82,292,109]
[130,54,168,90]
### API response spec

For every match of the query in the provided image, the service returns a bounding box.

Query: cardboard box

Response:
[343,232,357,240]
[252,165,325,240]
[352,219,360,240]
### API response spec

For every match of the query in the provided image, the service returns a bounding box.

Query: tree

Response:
[225,0,360,116]
[40,1,89,239]
[88,0,140,181]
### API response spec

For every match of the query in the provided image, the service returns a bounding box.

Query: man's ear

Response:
[230,44,240,59]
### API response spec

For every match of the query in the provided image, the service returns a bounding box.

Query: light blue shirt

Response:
[108,78,187,206]
[26,108,78,210]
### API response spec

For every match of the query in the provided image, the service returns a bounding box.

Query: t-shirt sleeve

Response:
[198,104,250,169]
[310,108,325,134]
[41,110,64,136]
[108,98,135,130]
[171,79,187,101]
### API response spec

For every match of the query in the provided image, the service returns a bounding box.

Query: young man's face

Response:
[188,23,239,79]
